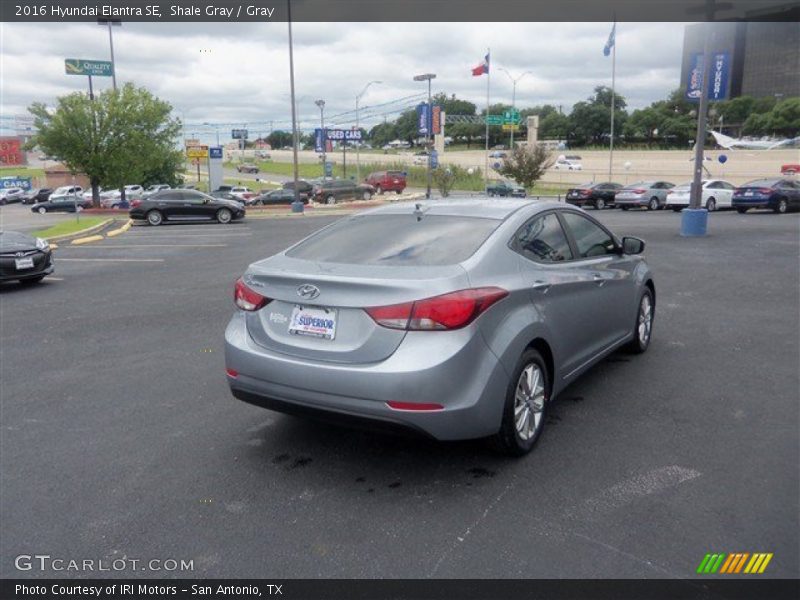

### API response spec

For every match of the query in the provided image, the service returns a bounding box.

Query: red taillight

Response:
[632,189,646,194]
[365,287,508,331]
[758,188,773,194]
[234,277,270,311]
[226,368,238,378]
[130,199,141,208]
[386,401,444,411]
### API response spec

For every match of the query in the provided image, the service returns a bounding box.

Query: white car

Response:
[0,187,26,204]
[664,179,735,212]
[125,184,144,195]
[53,185,83,196]
[553,158,582,171]
[142,184,171,197]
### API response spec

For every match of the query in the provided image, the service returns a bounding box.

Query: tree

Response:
[567,86,628,147]
[539,112,570,140]
[27,83,182,206]
[497,144,554,188]
[267,130,293,149]
[742,98,800,137]
[433,167,456,197]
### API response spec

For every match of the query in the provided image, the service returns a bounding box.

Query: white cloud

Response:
[1,21,689,137]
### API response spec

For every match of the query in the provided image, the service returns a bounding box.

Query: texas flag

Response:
[472,53,490,77]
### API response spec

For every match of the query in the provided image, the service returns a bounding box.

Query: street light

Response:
[355,80,382,181]
[315,99,326,176]
[413,73,436,199]
[286,0,302,213]
[498,68,533,148]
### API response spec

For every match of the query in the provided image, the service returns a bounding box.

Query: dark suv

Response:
[364,171,406,195]
[312,180,375,204]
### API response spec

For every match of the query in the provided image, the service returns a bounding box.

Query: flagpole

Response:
[484,47,490,193]
[609,31,616,181]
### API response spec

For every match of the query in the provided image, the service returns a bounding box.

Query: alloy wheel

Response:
[513,364,546,441]
[638,294,653,347]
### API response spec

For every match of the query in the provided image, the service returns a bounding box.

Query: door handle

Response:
[532,280,551,293]
[593,274,605,287]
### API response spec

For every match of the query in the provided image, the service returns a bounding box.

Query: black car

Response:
[30,194,92,214]
[312,180,375,204]
[256,189,310,205]
[282,180,314,195]
[732,178,800,214]
[23,188,53,205]
[0,231,54,284]
[128,189,246,226]
[565,182,623,210]
[486,180,526,197]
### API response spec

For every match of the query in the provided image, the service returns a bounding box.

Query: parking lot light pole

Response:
[498,68,532,148]
[315,99,326,176]
[355,81,381,182]
[286,0,302,213]
[413,73,436,199]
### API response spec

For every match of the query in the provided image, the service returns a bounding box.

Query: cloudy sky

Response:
[1,21,689,139]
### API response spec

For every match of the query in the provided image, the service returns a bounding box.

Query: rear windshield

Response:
[286,214,500,266]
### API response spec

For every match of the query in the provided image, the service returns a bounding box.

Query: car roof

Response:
[361,197,561,221]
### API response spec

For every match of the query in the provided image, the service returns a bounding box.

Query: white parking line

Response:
[57,258,165,262]
[124,233,252,238]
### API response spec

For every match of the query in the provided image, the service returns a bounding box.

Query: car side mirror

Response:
[622,236,645,255]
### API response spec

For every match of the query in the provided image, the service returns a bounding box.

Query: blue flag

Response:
[603,22,616,56]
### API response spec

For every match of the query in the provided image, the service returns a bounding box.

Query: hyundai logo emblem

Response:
[297,284,320,299]
[15,252,25,257]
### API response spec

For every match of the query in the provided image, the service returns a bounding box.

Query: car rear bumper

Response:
[614,196,647,206]
[732,198,773,208]
[224,312,509,441]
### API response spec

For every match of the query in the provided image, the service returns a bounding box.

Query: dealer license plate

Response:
[288,305,337,340]
[15,257,34,270]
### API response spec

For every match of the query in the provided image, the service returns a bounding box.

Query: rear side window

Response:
[513,213,573,263]
[286,215,500,266]
[561,212,617,258]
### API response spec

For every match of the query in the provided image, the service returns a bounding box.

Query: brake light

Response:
[631,189,646,194]
[226,368,238,378]
[365,287,508,331]
[758,188,773,194]
[234,277,271,311]
[130,199,141,208]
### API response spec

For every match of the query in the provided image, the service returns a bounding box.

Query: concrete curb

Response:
[46,218,116,243]
[71,234,104,245]
[106,219,133,238]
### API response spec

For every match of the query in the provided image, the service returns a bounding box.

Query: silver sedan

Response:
[225,199,655,456]
[614,181,675,210]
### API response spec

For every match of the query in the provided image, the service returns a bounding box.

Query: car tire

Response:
[624,288,654,354]
[775,198,788,214]
[362,191,372,201]
[736,207,748,214]
[621,206,630,211]
[37,206,47,214]
[488,191,495,197]
[395,189,403,195]
[20,275,46,285]
[326,195,336,205]
[146,210,163,226]
[375,185,383,195]
[492,348,549,457]
[672,206,682,212]
[648,197,659,211]
[595,198,606,210]
[216,208,233,224]
[706,198,716,212]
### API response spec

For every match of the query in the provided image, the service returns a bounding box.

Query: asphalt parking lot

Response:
[1,207,798,579]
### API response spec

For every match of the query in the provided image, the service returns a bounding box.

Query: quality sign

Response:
[65,58,113,77]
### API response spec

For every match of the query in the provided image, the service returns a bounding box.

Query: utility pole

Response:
[355,80,381,182]
[315,99,326,177]
[414,73,436,199]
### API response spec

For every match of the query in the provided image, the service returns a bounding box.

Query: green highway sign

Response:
[503,109,521,124]
[65,59,113,77]
[486,115,503,125]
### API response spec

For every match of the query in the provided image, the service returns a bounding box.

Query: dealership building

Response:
[680,20,800,101]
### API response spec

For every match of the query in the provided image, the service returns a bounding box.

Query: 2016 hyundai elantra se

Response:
[225,199,655,455]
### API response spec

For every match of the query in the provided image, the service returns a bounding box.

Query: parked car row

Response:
[564,178,800,214]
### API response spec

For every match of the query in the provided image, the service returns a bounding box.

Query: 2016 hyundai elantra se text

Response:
[225,199,655,455]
